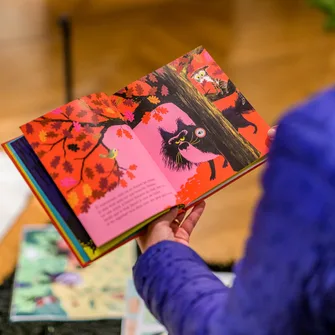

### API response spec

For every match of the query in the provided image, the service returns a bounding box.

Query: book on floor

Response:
[10,225,136,322]
[2,46,270,267]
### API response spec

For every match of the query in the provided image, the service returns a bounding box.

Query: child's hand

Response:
[136,202,206,253]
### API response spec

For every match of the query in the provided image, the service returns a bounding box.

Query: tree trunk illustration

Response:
[124,57,261,171]
[160,65,260,171]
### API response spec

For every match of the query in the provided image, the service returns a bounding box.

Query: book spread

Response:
[2,46,270,266]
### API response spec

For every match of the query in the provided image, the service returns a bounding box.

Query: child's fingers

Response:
[179,201,206,235]
[172,211,187,227]
[267,126,277,140]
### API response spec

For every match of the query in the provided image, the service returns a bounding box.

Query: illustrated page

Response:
[110,47,270,207]
[20,93,176,247]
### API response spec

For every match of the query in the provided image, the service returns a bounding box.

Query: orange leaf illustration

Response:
[105,107,115,114]
[161,85,169,96]
[105,107,123,119]
[142,112,151,124]
[148,73,158,83]
[156,106,168,114]
[120,179,128,188]
[115,97,123,105]
[147,96,160,105]
[68,191,79,208]
[39,130,47,143]
[116,128,123,137]
[83,184,92,197]
[126,171,135,180]
[135,83,144,95]
[129,164,137,170]
[153,113,163,122]
[123,129,133,139]
[126,88,134,98]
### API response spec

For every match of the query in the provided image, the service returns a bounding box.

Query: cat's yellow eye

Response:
[175,140,180,145]
[195,74,200,81]
[180,136,185,141]
[199,70,206,77]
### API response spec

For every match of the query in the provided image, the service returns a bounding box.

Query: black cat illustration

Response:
[159,118,228,181]
[222,91,258,134]
[203,76,258,133]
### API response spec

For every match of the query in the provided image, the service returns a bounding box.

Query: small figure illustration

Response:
[99,148,118,160]
[191,65,231,96]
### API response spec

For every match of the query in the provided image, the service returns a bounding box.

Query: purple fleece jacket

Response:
[133,86,335,335]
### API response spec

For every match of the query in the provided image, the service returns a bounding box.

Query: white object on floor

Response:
[0,151,31,241]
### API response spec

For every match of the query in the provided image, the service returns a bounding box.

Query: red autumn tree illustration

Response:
[22,46,263,215]
[109,46,263,206]
[21,93,138,215]
[112,46,260,172]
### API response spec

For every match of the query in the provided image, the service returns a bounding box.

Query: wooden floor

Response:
[1,0,335,281]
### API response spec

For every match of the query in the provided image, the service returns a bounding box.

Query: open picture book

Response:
[2,46,270,267]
